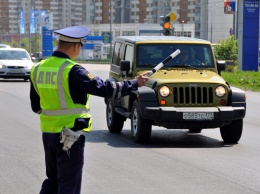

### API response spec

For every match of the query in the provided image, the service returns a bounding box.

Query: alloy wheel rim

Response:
[132,108,138,136]
[107,102,112,125]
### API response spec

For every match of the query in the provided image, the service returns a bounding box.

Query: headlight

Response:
[0,63,6,69]
[24,64,33,70]
[25,66,32,69]
[159,86,170,97]
[215,86,226,97]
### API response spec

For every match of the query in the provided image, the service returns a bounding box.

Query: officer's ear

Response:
[77,43,82,49]
[72,43,80,51]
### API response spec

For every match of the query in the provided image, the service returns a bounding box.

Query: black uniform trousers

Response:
[40,132,85,194]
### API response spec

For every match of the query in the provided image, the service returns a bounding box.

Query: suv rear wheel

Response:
[220,119,243,144]
[131,100,152,143]
[106,99,125,133]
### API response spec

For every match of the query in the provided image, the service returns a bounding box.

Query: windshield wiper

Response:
[174,65,200,70]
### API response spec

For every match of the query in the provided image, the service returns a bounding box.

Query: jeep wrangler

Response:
[105,36,246,144]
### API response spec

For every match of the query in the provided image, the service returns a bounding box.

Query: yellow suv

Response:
[105,36,246,144]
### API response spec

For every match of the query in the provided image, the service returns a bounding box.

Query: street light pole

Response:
[34,2,37,53]
[110,0,112,59]
[181,20,184,36]
[211,16,212,43]
[233,1,238,39]
[209,3,217,43]
[29,0,31,54]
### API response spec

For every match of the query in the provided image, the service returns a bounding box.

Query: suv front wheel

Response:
[106,99,125,133]
[220,119,243,144]
[189,128,202,133]
[131,100,152,143]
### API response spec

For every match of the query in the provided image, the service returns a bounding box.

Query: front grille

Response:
[6,73,25,75]
[8,66,24,69]
[173,86,213,105]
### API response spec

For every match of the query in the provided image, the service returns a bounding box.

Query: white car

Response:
[0,48,34,81]
[0,44,11,48]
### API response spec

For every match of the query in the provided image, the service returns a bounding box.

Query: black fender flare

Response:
[129,86,158,117]
[228,86,246,102]
[228,86,247,110]
[104,77,118,104]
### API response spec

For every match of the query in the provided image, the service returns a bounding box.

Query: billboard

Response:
[20,10,47,34]
[224,0,236,14]
[30,10,37,33]
[42,13,53,30]
[19,10,25,34]
[30,10,48,33]
[242,0,259,71]
[41,13,53,57]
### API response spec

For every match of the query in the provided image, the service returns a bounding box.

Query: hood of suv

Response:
[143,69,226,85]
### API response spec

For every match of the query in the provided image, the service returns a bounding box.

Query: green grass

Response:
[221,66,260,92]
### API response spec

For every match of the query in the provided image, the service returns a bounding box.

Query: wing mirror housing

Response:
[120,60,133,77]
[217,60,226,75]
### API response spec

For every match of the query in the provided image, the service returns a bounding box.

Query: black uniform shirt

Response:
[30,51,138,130]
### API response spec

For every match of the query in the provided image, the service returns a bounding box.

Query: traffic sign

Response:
[159,9,179,36]
[168,10,179,23]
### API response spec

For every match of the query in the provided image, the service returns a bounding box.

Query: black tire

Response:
[189,128,202,133]
[220,119,243,144]
[106,99,125,133]
[131,100,152,143]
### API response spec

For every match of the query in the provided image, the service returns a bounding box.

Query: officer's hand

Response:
[135,72,149,87]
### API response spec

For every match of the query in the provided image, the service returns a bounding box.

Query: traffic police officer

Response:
[30,25,149,194]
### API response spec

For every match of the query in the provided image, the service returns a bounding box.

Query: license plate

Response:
[183,112,214,120]
[9,69,23,74]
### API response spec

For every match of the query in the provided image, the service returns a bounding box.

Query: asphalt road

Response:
[0,64,260,194]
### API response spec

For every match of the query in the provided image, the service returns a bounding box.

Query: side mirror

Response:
[120,60,130,71]
[217,60,226,75]
[120,60,133,77]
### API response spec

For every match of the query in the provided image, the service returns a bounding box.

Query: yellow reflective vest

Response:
[30,57,92,133]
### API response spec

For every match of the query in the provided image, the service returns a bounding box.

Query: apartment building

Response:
[84,0,233,43]
[0,0,233,44]
[0,0,84,38]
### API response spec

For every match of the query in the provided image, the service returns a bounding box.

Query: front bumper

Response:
[144,106,246,121]
[143,106,246,129]
[0,69,30,79]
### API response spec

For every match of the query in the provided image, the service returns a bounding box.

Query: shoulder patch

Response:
[86,72,95,80]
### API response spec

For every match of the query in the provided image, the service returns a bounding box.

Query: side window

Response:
[125,45,133,70]
[119,44,125,62]
[203,47,214,67]
[202,48,209,65]
[112,42,122,66]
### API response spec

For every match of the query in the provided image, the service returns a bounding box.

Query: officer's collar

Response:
[52,51,70,59]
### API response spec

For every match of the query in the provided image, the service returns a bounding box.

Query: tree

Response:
[213,35,238,65]
[20,37,30,51]
[1,35,41,54]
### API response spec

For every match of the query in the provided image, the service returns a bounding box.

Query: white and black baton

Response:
[146,49,181,77]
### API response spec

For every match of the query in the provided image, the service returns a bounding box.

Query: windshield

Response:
[137,44,215,68]
[0,50,30,60]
